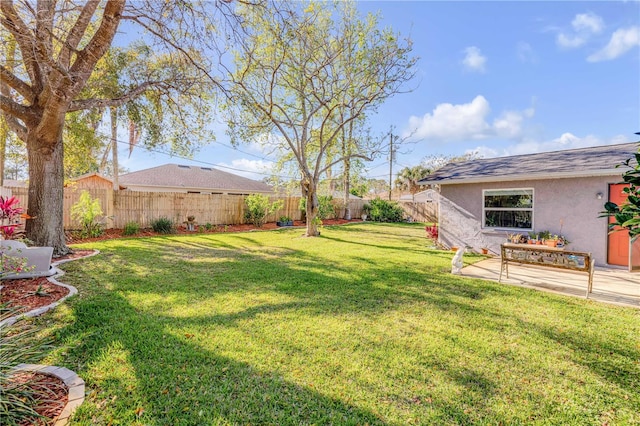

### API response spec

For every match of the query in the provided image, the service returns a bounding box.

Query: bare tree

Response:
[0,0,234,255]
[225,1,416,236]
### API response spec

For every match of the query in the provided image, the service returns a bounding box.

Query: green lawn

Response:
[39,223,639,425]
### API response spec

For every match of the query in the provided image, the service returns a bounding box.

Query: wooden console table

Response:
[500,243,595,297]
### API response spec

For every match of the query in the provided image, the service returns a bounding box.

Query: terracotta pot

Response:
[545,240,558,247]
[481,248,489,255]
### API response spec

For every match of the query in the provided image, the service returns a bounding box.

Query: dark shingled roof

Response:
[419,142,639,185]
[119,164,273,193]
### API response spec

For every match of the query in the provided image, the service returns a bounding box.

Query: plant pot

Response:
[481,248,489,255]
[451,247,459,252]
[545,240,558,247]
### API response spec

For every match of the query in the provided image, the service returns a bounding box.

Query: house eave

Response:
[422,168,623,185]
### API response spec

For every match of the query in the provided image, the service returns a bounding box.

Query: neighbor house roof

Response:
[419,142,639,185]
[119,164,273,193]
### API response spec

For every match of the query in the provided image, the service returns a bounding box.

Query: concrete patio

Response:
[462,257,639,309]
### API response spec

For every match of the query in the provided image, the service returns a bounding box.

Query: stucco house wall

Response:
[439,175,615,266]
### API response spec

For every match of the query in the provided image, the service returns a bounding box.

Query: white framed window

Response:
[483,188,533,230]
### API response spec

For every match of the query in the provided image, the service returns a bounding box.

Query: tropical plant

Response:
[395,165,431,195]
[425,225,439,240]
[0,196,25,240]
[602,143,640,242]
[244,195,284,228]
[70,191,104,238]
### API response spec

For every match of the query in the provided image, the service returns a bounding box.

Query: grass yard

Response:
[37,222,639,425]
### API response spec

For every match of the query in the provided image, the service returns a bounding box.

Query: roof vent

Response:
[178,165,191,169]
[201,167,212,171]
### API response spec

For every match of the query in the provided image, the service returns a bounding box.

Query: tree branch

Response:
[67,80,163,112]
[68,0,125,96]
[0,0,42,88]
[0,94,32,122]
[0,66,35,104]
[58,0,102,68]
[0,108,27,141]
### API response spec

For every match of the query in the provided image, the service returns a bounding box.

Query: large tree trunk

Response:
[302,179,320,237]
[343,157,351,220]
[25,132,69,257]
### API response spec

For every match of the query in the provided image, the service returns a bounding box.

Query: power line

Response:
[111,138,294,179]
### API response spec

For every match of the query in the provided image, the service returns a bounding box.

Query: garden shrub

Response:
[151,217,174,234]
[244,194,284,227]
[368,198,404,222]
[70,191,104,238]
[123,221,140,236]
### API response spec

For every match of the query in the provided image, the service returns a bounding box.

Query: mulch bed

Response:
[10,371,68,426]
[0,250,94,314]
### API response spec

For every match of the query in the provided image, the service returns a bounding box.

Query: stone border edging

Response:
[2,249,99,424]
[13,363,85,426]
[0,250,99,327]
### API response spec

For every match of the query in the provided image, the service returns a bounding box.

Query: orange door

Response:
[608,183,630,266]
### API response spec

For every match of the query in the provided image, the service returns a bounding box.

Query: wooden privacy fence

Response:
[9,187,365,230]
[398,200,438,223]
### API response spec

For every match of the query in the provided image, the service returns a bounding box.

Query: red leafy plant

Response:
[0,196,26,240]
[425,225,438,240]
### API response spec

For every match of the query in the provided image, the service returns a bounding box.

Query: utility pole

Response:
[388,127,395,201]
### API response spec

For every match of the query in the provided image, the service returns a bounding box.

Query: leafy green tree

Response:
[0,0,233,255]
[603,143,640,241]
[226,1,416,237]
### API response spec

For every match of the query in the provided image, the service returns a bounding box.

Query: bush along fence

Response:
[8,187,367,230]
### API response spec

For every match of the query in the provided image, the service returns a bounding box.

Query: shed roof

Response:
[419,142,639,185]
[119,164,273,193]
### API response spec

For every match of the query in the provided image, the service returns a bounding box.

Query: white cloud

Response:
[587,26,640,62]
[470,133,631,158]
[462,46,487,72]
[218,158,274,180]
[556,12,604,49]
[516,42,537,63]
[572,12,604,34]
[406,96,534,142]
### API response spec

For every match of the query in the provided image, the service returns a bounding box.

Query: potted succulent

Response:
[276,216,294,227]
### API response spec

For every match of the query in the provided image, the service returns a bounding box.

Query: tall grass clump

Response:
[151,217,174,234]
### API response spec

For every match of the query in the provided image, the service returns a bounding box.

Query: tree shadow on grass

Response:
[55,233,640,424]
[52,290,392,425]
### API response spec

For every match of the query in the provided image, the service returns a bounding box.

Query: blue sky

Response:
[119,1,640,182]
